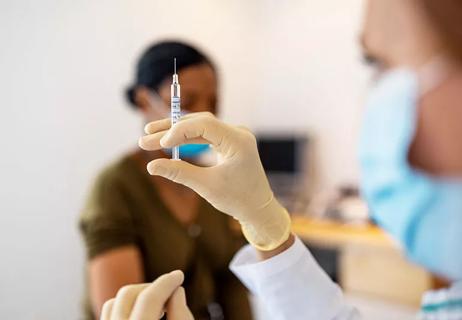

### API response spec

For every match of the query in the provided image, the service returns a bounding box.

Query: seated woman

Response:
[79,41,252,320]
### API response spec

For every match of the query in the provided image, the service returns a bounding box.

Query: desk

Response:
[291,215,432,306]
[291,215,394,248]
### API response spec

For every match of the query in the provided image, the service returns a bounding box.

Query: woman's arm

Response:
[88,245,144,318]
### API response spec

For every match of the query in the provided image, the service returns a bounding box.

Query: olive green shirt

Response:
[79,153,252,320]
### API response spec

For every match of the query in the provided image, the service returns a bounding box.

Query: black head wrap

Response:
[126,41,214,108]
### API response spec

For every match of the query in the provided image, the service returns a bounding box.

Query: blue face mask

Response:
[164,144,210,159]
[359,69,462,280]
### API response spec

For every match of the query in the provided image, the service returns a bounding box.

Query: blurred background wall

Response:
[0,0,368,318]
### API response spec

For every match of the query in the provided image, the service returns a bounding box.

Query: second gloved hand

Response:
[100,270,193,320]
[139,112,291,251]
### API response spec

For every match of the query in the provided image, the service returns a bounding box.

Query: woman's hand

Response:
[100,270,193,320]
[139,112,291,251]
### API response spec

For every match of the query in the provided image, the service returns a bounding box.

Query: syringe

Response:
[171,58,181,160]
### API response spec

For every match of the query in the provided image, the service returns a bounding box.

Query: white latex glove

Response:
[100,270,193,320]
[139,112,291,251]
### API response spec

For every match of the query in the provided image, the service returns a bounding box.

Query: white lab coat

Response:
[230,237,360,319]
[231,237,462,320]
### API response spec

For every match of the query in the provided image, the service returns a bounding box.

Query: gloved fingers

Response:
[160,114,230,151]
[236,125,252,133]
[129,270,185,320]
[139,130,209,151]
[139,130,168,151]
[179,138,211,145]
[166,287,194,320]
[144,112,214,135]
[144,118,171,135]
[147,158,208,190]
[110,284,149,320]
[100,298,114,320]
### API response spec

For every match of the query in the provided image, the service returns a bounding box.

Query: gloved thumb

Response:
[147,158,204,189]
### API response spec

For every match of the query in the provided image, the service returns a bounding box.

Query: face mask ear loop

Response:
[417,55,453,96]
[412,55,452,129]
[408,56,453,174]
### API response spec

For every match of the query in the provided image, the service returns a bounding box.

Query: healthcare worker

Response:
[102,0,462,319]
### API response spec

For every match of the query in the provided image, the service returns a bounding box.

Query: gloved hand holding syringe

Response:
[170,58,181,160]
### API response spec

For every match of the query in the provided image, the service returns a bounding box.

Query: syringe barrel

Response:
[171,82,181,160]
[171,83,181,125]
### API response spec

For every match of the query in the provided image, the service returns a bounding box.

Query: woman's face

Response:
[161,63,217,114]
[137,63,218,120]
[360,0,442,70]
[361,0,462,176]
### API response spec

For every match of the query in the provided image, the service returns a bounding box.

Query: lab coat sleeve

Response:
[230,237,360,320]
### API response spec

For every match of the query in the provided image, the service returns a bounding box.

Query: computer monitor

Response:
[256,133,309,212]
[256,133,308,176]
